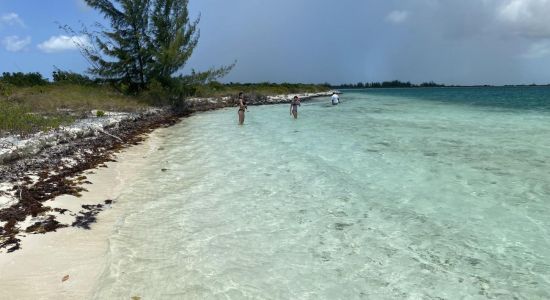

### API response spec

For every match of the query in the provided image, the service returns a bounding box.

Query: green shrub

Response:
[96,110,105,117]
[0,102,74,136]
[0,82,14,97]
[191,82,330,98]
[0,72,49,87]
[52,70,96,85]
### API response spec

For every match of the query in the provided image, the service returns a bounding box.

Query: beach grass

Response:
[193,82,330,98]
[0,83,149,136]
[0,102,75,136]
[0,81,329,135]
[2,84,149,113]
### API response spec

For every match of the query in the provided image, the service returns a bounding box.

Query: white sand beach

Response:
[2,89,550,299]
[0,92,335,299]
[0,128,166,299]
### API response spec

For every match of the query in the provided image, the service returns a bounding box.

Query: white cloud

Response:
[2,35,31,52]
[386,10,410,24]
[0,12,25,27]
[37,35,90,53]
[523,40,550,58]
[497,0,550,37]
[76,0,92,11]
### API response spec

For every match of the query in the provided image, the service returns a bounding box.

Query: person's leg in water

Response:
[292,109,298,119]
[238,109,245,125]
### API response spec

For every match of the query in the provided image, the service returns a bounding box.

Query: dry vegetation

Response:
[0,83,148,136]
[193,82,330,98]
[0,80,330,136]
[2,84,148,113]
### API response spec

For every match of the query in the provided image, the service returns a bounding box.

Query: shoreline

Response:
[0,130,162,298]
[0,90,336,253]
[185,91,339,111]
[0,108,181,253]
[0,90,335,298]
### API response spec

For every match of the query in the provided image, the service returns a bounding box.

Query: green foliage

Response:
[192,82,330,98]
[82,0,152,91]
[79,0,232,97]
[52,69,96,85]
[0,72,49,87]
[0,83,148,135]
[0,82,14,97]
[149,0,199,84]
[96,110,106,117]
[141,79,171,105]
[1,84,147,115]
[335,80,445,89]
[420,81,442,87]
[0,102,74,136]
[140,66,235,108]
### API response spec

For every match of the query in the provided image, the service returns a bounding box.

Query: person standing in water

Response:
[331,92,340,105]
[290,96,301,119]
[237,92,247,125]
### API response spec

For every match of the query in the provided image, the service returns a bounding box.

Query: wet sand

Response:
[0,129,164,299]
[0,92,336,299]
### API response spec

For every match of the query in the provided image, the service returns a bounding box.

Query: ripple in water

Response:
[94,88,550,299]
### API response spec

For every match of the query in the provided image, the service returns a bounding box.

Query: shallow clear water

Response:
[94,88,550,299]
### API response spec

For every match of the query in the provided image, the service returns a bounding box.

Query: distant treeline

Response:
[3,72,548,97]
[1,72,50,87]
[332,80,550,89]
[0,71,99,87]
[194,81,330,97]
[332,80,444,89]
[0,71,329,99]
[0,71,108,99]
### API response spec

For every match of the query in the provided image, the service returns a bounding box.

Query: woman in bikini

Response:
[290,96,301,119]
[237,92,247,125]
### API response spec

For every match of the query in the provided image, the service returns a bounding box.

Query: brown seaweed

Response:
[71,204,104,230]
[26,215,68,234]
[0,110,182,252]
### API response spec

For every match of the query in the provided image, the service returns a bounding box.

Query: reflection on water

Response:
[94,89,550,299]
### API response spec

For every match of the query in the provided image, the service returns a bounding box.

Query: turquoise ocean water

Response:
[93,87,550,299]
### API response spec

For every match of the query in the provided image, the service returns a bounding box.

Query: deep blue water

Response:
[349,86,550,111]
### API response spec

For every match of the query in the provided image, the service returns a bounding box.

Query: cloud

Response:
[497,0,550,37]
[76,0,92,11]
[386,10,409,24]
[523,40,550,58]
[2,35,31,52]
[37,35,90,53]
[0,12,25,27]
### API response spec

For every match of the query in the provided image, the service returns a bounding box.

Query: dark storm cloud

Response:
[1,0,549,84]
[185,0,550,85]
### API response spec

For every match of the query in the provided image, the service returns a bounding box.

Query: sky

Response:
[1,0,550,85]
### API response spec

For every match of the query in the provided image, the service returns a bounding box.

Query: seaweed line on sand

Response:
[0,109,182,253]
[0,91,336,253]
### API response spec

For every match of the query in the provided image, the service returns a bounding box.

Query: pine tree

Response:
[80,0,231,94]
[149,0,199,85]
[84,0,152,91]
